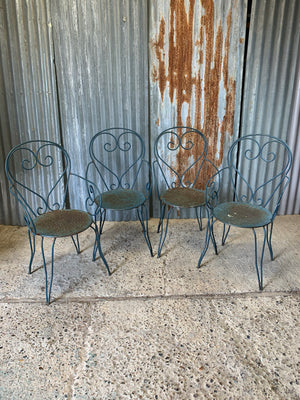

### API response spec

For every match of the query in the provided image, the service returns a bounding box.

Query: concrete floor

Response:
[0,215,299,399]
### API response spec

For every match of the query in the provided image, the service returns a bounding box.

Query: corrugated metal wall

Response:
[240,0,300,215]
[0,0,61,225]
[1,0,299,226]
[49,0,149,220]
[279,44,300,215]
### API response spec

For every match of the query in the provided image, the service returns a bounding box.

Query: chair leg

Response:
[92,213,111,275]
[195,206,203,231]
[252,227,268,290]
[28,229,36,274]
[210,217,218,255]
[266,222,274,260]
[198,215,217,267]
[157,206,173,258]
[71,234,80,254]
[137,204,153,257]
[41,237,56,305]
[222,224,231,246]
[157,202,166,233]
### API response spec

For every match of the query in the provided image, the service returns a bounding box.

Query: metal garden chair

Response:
[153,126,217,257]
[198,134,292,290]
[86,128,153,272]
[5,140,101,304]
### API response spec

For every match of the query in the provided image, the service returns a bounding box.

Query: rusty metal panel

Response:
[239,0,300,215]
[0,0,61,225]
[149,0,247,217]
[50,0,149,220]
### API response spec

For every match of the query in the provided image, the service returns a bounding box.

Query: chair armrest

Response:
[69,173,102,217]
[8,184,37,233]
[205,166,231,210]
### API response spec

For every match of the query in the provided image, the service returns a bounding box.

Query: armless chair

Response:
[198,134,292,290]
[153,126,217,257]
[86,128,153,273]
[5,140,101,304]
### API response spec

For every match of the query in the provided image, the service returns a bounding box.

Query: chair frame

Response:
[86,128,153,272]
[153,126,217,257]
[5,140,101,304]
[198,134,293,290]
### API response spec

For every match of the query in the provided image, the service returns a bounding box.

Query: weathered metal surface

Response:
[1,0,299,226]
[150,0,247,216]
[150,0,246,163]
[0,0,61,225]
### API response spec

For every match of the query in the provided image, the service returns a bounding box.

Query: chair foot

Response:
[252,227,268,291]
[71,234,80,254]
[198,216,217,267]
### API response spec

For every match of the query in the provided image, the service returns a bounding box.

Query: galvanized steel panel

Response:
[279,48,300,215]
[50,0,149,220]
[239,0,300,215]
[149,0,247,217]
[0,0,61,225]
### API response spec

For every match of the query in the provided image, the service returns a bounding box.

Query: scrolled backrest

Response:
[227,134,292,213]
[88,128,147,192]
[153,127,212,190]
[5,140,70,226]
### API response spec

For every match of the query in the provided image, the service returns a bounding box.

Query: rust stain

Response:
[151,0,238,186]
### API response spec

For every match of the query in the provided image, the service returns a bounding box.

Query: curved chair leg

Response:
[28,229,36,274]
[157,202,166,233]
[137,204,153,257]
[211,219,218,255]
[41,237,56,305]
[252,227,268,290]
[91,214,111,276]
[195,206,203,231]
[157,206,173,258]
[99,209,106,234]
[198,216,218,267]
[222,224,231,246]
[71,234,80,254]
[266,222,274,260]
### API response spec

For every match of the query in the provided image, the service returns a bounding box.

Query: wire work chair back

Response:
[153,126,210,192]
[87,128,150,195]
[226,134,293,216]
[5,140,71,228]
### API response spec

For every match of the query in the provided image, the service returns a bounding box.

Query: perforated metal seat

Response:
[34,209,93,237]
[161,187,205,208]
[101,189,146,211]
[213,202,272,228]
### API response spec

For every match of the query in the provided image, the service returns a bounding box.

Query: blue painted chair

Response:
[5,140,101,304]
[198,134,292,289]
[153,126,217,257]
[86,128,153,272]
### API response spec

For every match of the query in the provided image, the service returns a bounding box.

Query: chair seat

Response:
[161,187,205,208]
[213,202,272,228]
[101,189,146,210]
[33,209,93,237]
